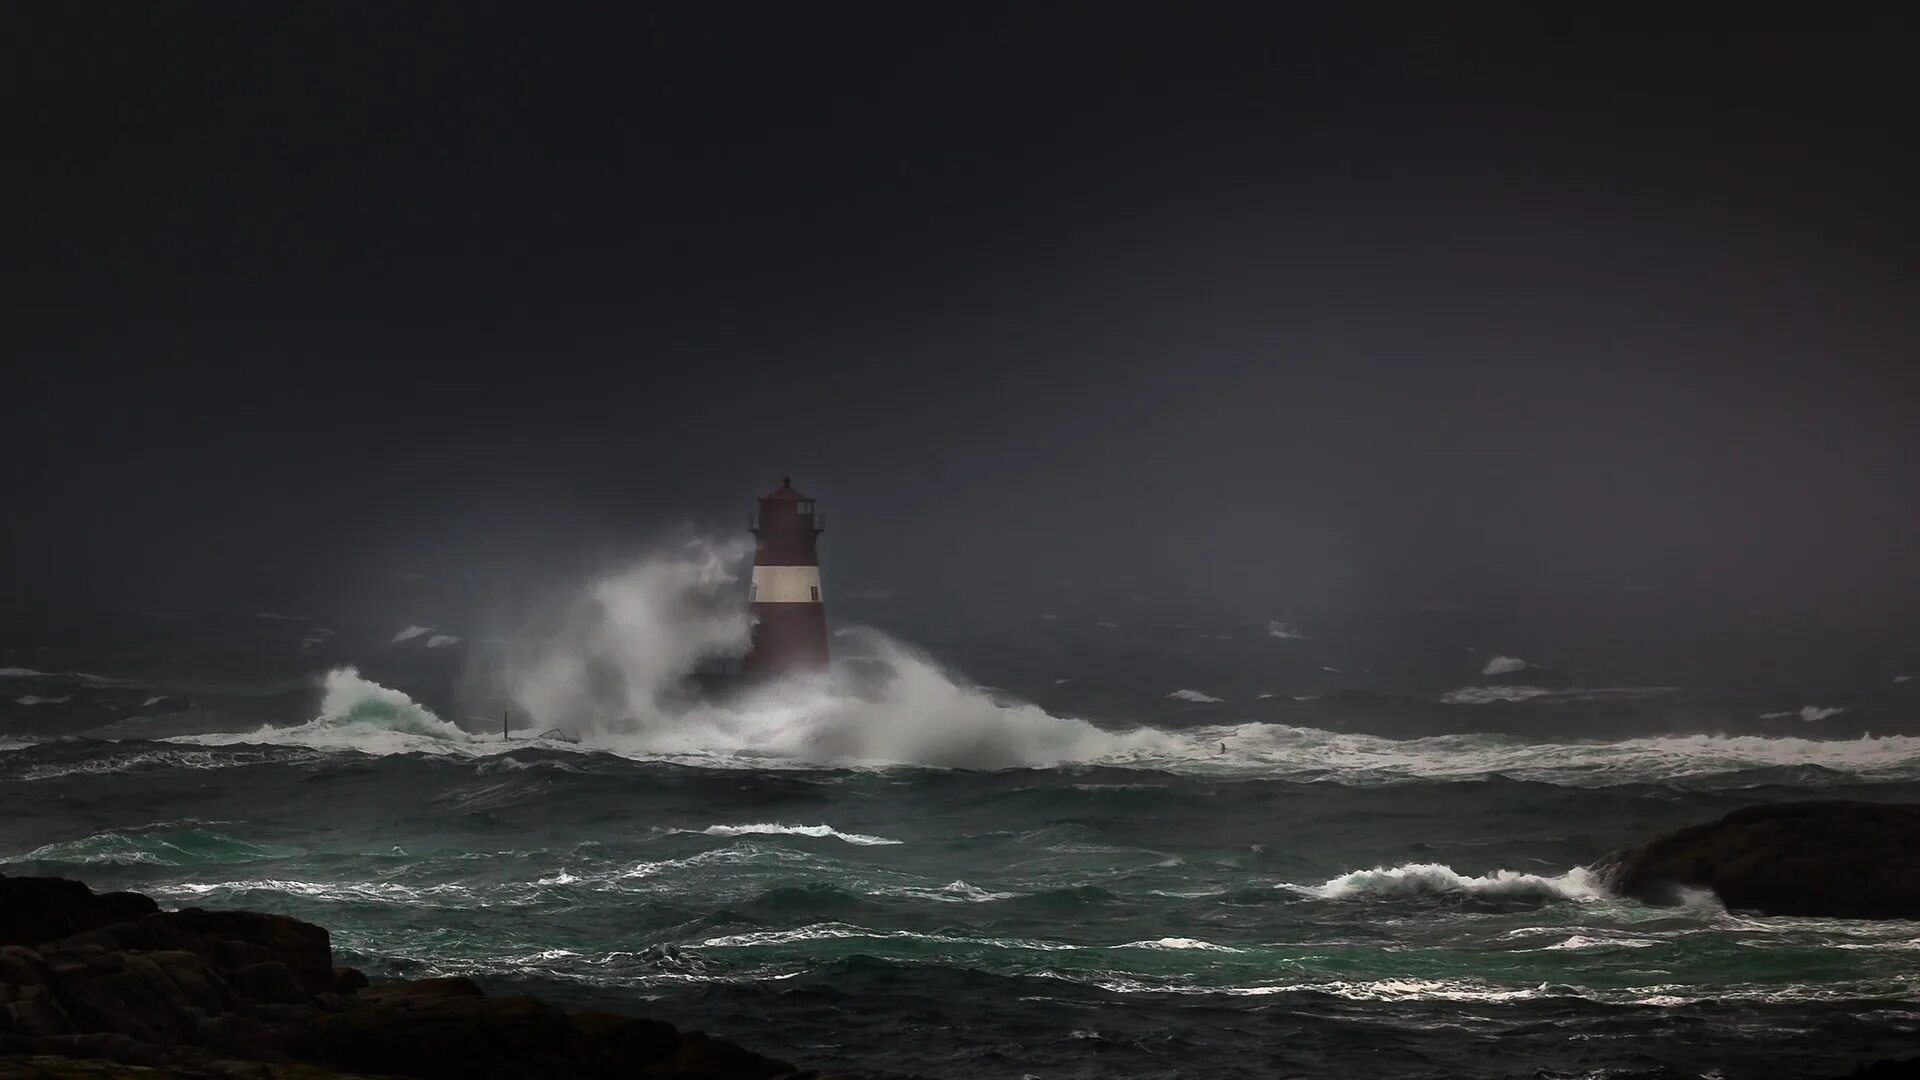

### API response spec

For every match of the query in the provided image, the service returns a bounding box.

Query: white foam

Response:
[256,612,309,622]
[12,695,70,706]
[1442,686,1555,704]
[692,823,901,846]
[11,747,329,782]
[426,635,461,648]
[1113,937,1241,952]
[141,696,166,707]
[877,880,1018,903]
[1799,705,1845,722]
[170,668,476,756]
[1167,689,1224,704]
[124,540,1920,784]
[1443,685,1677,705]
[389,625,433,644]
[152,879,475,905]
[1482,655,1528,676]
[1305,862,1605,902]
[1266,620,1306,640]
[1536,934,1658,951]
[697,923,1077,952]
[1897,675,1915,684]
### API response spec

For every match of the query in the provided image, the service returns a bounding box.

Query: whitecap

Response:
[426,635,462,648]
[389,625,433,644]
[1481,655,1529,676]
[1442,686,1556,704]
[153,879,476,905]
[1167,689,1224,704]
[1535,934,1659,951]
[875,880,1019,903]
[169,667,476,755]
[12,695,70,706]
[1304,862,1604,902]
[693,822,902,846]
[1112,937,1241,952]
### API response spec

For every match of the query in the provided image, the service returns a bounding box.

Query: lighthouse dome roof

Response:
[761,477,810,501]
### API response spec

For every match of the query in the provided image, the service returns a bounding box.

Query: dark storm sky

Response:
[6,7,1917,644]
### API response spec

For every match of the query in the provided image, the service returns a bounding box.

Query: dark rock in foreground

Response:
[1596,801,1920,919]
[1,872,854,1078]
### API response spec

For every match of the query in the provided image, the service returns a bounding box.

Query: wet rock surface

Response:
[1597,800,1920,919]
[1,873,856,1078]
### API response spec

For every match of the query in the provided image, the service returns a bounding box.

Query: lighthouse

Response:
[742,478,830,677]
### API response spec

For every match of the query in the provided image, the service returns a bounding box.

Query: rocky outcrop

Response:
[1,873,854,1078]
[1596,801,1920,919]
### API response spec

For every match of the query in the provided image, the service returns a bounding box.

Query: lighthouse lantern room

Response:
[742,478,830,676]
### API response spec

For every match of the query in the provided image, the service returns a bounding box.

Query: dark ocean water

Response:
[5,613,1920,1079]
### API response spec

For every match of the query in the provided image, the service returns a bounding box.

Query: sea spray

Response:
[138,534,1920,781]
[159,663,1920,784]
[495,538,756,728]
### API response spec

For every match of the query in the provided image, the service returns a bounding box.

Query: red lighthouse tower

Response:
[742,478,830,677]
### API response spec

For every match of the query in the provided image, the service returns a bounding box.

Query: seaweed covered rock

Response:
[1597,801,1920,918]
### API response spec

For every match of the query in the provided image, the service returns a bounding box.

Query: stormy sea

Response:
[5,551,1919,1079]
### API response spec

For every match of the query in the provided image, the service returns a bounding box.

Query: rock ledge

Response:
[1596,800,1920,919]
[1,872,854,1078]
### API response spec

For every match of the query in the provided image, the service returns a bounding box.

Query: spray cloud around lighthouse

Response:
[474,536,1170,768]
[496,537,757,727]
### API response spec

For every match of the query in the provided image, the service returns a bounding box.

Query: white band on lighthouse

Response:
[750,564,823,603]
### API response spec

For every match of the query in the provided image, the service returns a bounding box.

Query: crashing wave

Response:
[1304,862,1604,902]
[170,668,476,755]
[117,543,1920,784]
[149,663,1920,786]
[691,823,901,846]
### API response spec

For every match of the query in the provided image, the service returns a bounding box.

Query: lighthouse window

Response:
[797,500,813,515]
[810,586,820,602]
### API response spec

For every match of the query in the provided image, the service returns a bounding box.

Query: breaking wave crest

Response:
[691,823,902,846]
[115,542,1920,785]
[4,826,288,867]
[145,662,1920,787]
[1304,862,1606,902]
[171,668,476,755]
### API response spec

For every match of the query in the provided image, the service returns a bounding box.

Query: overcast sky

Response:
[6,7,1916,651]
